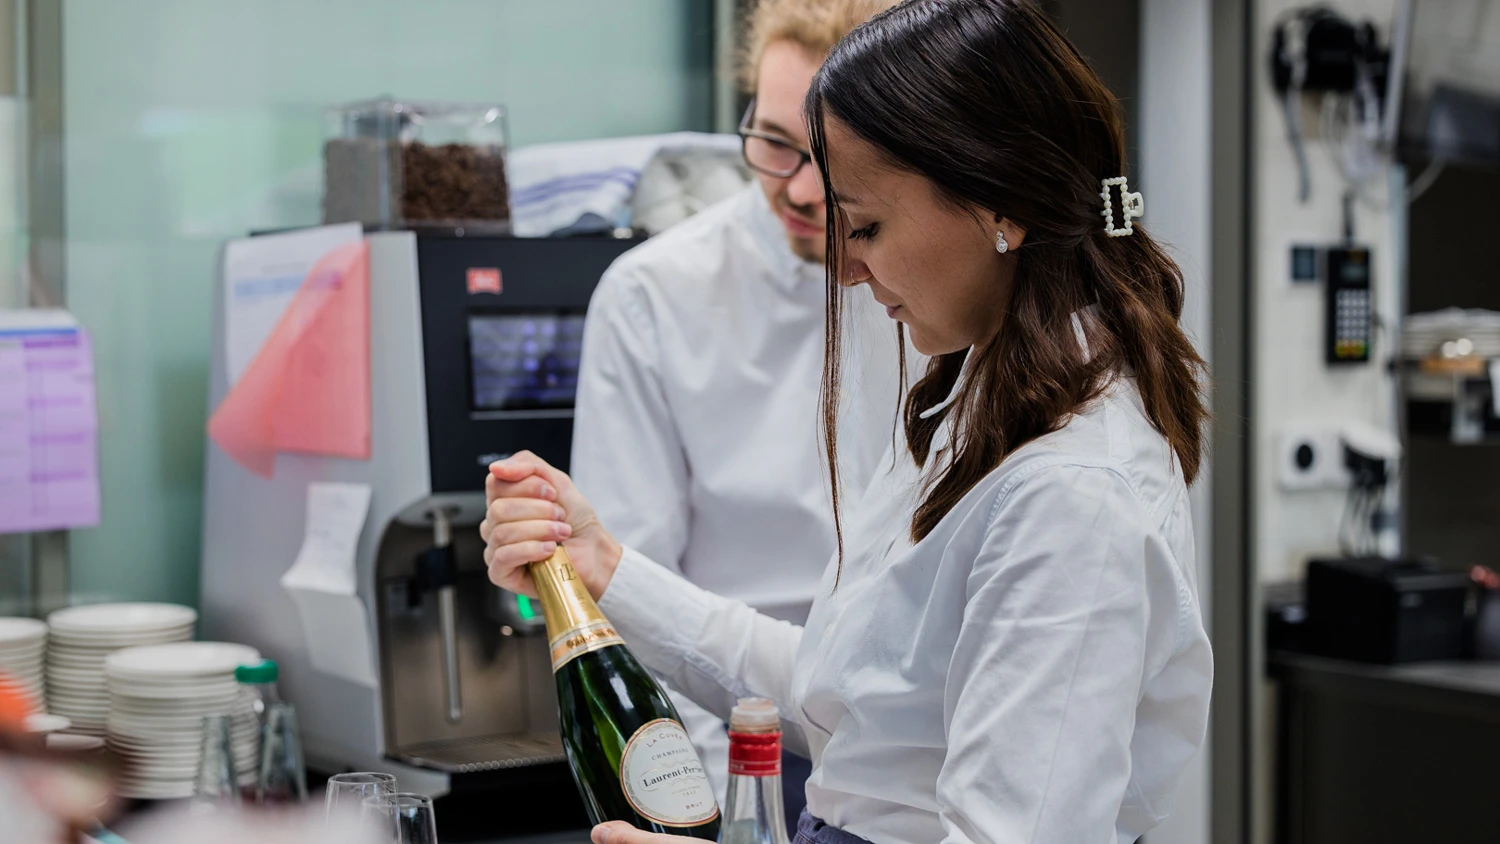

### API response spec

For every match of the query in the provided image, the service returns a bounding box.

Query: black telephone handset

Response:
[1324,246,1372,365]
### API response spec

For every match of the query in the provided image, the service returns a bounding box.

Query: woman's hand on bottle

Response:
[591,822,699,844]
[481,450,621,600]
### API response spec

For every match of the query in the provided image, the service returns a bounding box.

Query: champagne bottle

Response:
[720,698,791,844]
[531,548,721,839]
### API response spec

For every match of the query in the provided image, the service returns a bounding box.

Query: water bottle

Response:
[257,700,308,804]
[191,714,240,807]
[719,698,790,844]
[234,659,281,722]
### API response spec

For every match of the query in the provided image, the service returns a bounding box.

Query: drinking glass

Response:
[362,792,439,844]
[192,714,239,805]
[325,772,397,823]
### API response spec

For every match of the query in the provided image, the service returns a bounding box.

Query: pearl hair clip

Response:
[1100,176,1144,237]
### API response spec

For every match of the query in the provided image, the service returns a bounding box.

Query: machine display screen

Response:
[467,312,587,410]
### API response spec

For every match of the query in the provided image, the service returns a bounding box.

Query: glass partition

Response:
[46,0,715,606]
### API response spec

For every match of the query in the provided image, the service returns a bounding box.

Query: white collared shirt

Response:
[599,372,1213,844]
[571,186,907,794]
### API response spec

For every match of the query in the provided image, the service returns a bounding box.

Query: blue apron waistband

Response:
[795,809,874,844]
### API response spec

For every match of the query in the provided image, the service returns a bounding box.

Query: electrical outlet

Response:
[1276,425,1348,490]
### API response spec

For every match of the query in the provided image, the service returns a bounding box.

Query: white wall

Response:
[1139,0,1213,840]
[1252,0,1402,584]
[1250,3,1402,842]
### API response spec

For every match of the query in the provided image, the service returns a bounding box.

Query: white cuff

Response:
[598,545,711,678]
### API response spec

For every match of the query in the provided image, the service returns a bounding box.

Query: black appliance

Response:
[1305,557,1472,664]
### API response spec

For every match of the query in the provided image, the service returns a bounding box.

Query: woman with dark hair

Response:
[481,1,1213,842]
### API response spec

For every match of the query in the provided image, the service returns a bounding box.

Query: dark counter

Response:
[1269,652,1500,843]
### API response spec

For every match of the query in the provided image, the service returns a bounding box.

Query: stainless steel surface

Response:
[395,492,487,528]
[376,519,561,765]
[431,508,464,724]
[394,733,565,773]
[438,585,463,724]
[432,507,453,548]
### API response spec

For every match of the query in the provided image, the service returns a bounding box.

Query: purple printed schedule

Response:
[0,317,100,534]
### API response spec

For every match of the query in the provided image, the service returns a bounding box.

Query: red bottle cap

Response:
[728,729,782,777]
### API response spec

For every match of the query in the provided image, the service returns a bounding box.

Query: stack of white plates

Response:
[1402,308,1500,360]
[46,603,196,734]
[106,641,261,800]
[0,618,48,709]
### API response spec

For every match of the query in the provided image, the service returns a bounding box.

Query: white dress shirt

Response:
[599,367,1214,844]
[571,186,906,795]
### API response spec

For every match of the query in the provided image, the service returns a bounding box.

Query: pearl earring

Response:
[994,231,1009,254]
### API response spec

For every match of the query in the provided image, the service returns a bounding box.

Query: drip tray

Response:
[394,733,566,773]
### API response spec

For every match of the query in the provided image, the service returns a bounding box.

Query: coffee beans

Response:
[323,139,510,229]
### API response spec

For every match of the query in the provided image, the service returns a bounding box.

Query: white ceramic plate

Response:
[108,715,255,735]
[117,782,194,800]
[24,713,72,733]
[108,691,241,706]
[47,604,197,635]
[0,658,46,672]
[48,628,194,647]
[0,617,48,644]
[47,694,107,705]
[108,726,256,746]
[108,673,239,687]
[47,711,108,722]
[46,656,110,670]
[107,732,256,751]
[105,642,258,679]
[45,679,100,692]
[46,733,105,752]
[45,690,108,703]
[109,707,248,726]
[109,685,245,701]
[116,740,252,757]
[46,705,108,717]
[46,667,102,681]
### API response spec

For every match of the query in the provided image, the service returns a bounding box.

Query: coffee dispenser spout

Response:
[413,507,463,724]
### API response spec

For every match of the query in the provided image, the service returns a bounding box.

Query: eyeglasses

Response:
[738,99,814,179]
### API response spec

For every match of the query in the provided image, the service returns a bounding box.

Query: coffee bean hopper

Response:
[322,98,512,234]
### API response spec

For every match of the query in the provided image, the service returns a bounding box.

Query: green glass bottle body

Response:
[531,549,720,840]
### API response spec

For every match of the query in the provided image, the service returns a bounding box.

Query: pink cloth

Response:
[208,242,371,478]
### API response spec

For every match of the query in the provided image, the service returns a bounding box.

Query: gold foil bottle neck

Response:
[529,547,624,671]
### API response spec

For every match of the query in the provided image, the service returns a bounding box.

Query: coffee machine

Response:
[200,230,639,838]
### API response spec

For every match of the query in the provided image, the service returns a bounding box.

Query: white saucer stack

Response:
[0,618,48,709]
[106,641,261,800]
[1402,308,1500,360]
[46,603,196,734]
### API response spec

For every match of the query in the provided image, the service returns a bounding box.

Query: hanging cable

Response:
[1406,158,1446,203]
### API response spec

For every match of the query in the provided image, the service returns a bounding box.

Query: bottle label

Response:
[727,729,782,777]
[548,618,626,671]
[619,719,720,827]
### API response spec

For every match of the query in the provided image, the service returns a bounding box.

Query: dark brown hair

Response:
[806,0,1209,551]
